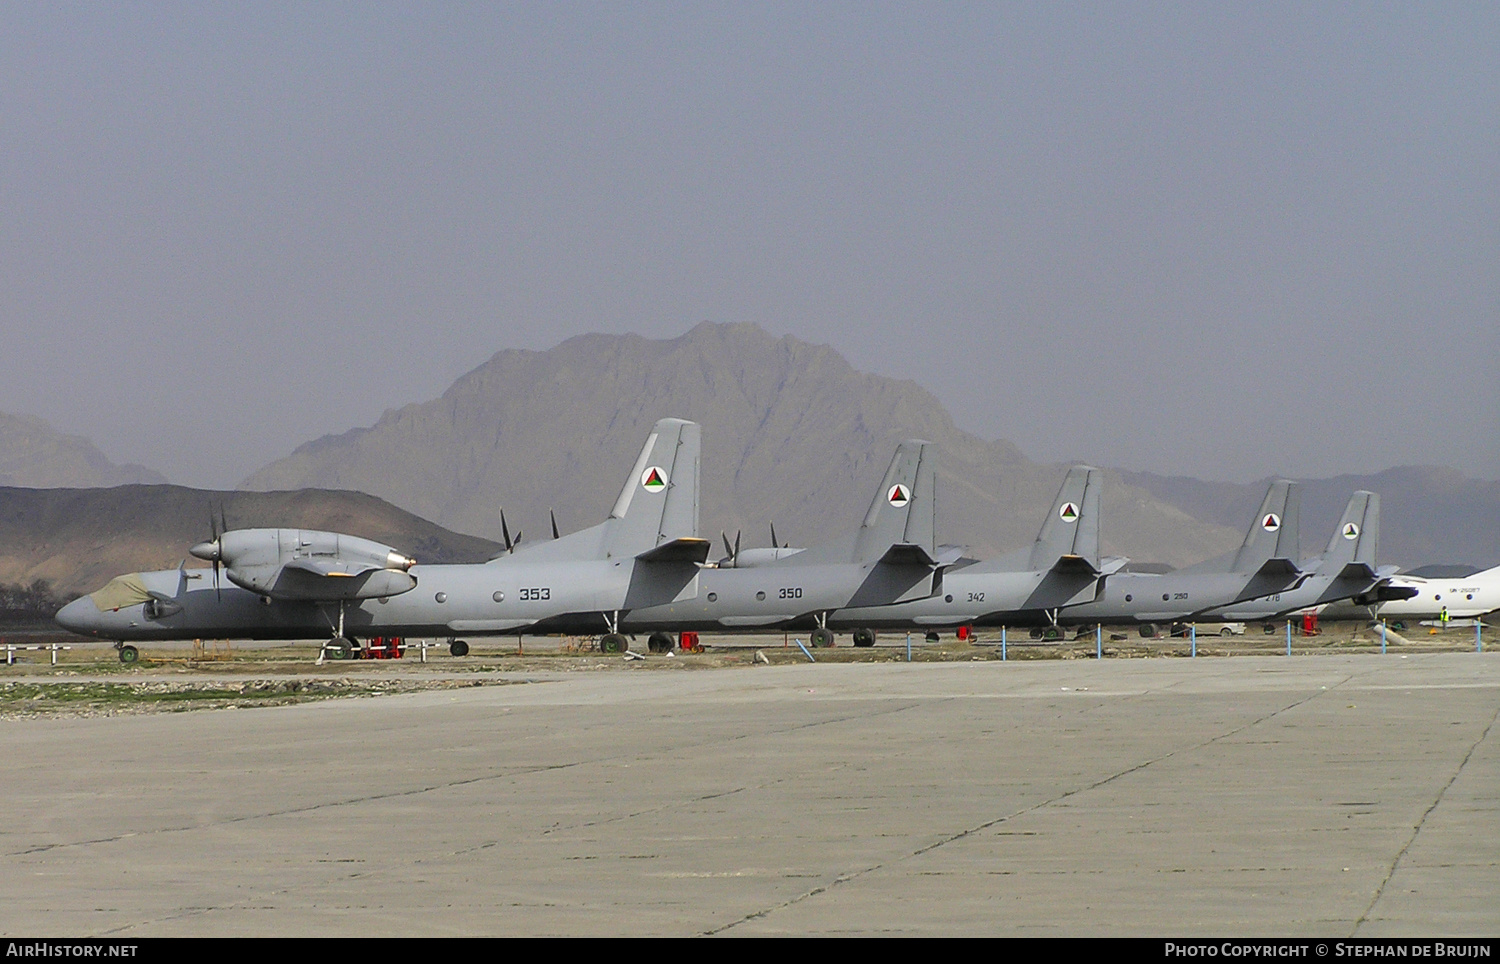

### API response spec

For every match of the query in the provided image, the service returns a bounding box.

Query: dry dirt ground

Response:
[0,621,1485,717]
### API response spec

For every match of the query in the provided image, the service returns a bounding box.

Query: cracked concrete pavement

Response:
[1,652,1495,936]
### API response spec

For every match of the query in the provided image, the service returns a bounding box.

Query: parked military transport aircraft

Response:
[1048,479,1309,634]
[825,465,1124,640]
[614,439,953,648]
[1198,491,1401,624]
[56,418,707,660]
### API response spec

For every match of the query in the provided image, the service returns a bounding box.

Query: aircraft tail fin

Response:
[1029,465,1102,571]
[849,440,935,565]
[1231,480,1301,574]
[600,419,701,559]
[1319,491,1379,572]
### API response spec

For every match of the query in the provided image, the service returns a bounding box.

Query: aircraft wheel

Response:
[1220,627,1233,637]
[925,631,941,643]
[1043,626,1061,641]
[449,639,470,657]
[600,633,628,654]
[118,645,139,665]
[810,627,835,648]
[1028,628,1043,640]
[1391,621,1407,632]
[647,632,674,653]
[852,628,875,648]
[1262,623,1277,635]
[1139,623,1157,639]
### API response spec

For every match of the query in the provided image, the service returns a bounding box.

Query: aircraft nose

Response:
[55,596,102,635]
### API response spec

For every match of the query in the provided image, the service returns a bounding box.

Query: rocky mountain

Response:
[243,323,1242,568]
[0,412,165,488]
[1121,466,1500,570]
[0,486,500,598]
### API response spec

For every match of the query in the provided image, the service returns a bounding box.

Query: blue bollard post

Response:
[1191,624,1196,658]
[1286,620,1292,657]
[1001,625,1007,661]
[1381,619,1387,655]
[795,638,816,663]
[1096,624,1102,660]
[906,632,912,662]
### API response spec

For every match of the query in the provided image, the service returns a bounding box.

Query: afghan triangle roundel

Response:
[1262,513,1281,532]
[641,466,668,492]
[887,484,910,507]
[1343,522,1360,540]
[1059,502,1079,523]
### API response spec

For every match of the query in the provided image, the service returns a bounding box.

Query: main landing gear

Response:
[114,642,139,664]
[599,610,630,654]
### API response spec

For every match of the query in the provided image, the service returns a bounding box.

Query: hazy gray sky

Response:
[2,3,1495,489]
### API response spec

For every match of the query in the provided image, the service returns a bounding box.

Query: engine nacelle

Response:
[190,528,419,601]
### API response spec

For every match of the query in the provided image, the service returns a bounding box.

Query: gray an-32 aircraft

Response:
[826,465,1125,641]
[614,439,955,649]
[57,418,709,661]
[1049,479,1310,634]
[1198,491,1408,625]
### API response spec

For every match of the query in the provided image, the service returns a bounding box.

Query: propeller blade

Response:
[551,509,560,540]
[500,508,514,553]
[207,504,222,601]
[770,522,778,550]
[721,532,733,559]
[734,530,741,564]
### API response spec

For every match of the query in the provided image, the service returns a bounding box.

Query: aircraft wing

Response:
[283,558,382,578]
[634,537,712,565]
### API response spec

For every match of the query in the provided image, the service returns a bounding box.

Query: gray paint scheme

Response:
[56,419,707,642]
[616,440,946,634]
[1051,479,1311,628]
[828,465,1122,631]
[1202,492,1389,622]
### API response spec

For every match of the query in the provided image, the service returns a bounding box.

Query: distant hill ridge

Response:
[5,326,1493,590]
[0,412,164,488]
[0,486,500,597]
[241,322,1244,568]
[1120,466,1500,571]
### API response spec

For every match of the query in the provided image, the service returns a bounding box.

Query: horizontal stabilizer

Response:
[1049,554,1101,577]
[1253,557,1302,580]
[935,545,967,567]
[876,543,939,568]
[1229,556,1308,604]
[635,537,711,565]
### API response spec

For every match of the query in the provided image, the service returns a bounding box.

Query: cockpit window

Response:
[89,573,152,611]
